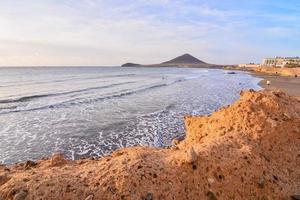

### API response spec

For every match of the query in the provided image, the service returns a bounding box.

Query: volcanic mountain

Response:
[162,53,206,65]
[122,53,220,68]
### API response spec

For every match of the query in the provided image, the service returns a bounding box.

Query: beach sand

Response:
[253,72,300,96]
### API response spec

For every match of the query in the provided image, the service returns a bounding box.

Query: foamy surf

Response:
[0,67,261,164]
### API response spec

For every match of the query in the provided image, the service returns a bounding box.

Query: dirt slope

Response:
[0,90,299,200]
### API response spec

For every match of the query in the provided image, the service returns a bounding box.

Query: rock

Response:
[283,113,291,120]
[208,178,215,184]
[186,147,198,164]
[0,174,10,186]
[206,190,217,200]
[257,177,265,188]
[4,168,10,171]
[50,153,67,167]
[85,194,94,200]
[291,194,300,200]
[141,193,153,200]
[266,117,277,128]
[145,193,153,200]
[22,178,30,182]
[24,160,37,169]
[227,72,236,74]
[13,189,28,200]
[172,138,179,146]
[172,135,185,146]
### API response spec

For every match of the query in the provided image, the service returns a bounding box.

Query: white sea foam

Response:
[0,67,261,164]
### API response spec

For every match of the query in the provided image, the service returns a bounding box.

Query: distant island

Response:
[121,53,221,68]
[121,63,141,67]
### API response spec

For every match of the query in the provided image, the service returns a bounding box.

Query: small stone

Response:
[85,194,94,200]
[206,190,217,200]
[22,178,30,182]
[257,177,265,188]
[145,193,153,200]
[283,113,291,120]
[172,135,185,146]
[192,164,197,170]
[172,138,180,146]
[50,153,67,167]
[24,160,37,169]
[291,194,300,200]
[186,147,197,164]
[218,174,225,180]
[266,117,277,128]
[271,91,281,97]
[141,193,153,200]
[13,189,28,200]
[208,178,215,184]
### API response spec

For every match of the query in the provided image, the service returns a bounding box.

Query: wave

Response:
[0,73,136,88]
[139,103,175,118]
[0,77,189,115]
[0,81,137,104]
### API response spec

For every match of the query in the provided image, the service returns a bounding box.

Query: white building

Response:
[261,57,300,68]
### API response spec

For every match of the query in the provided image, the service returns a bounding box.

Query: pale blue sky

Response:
[0,0,299,66]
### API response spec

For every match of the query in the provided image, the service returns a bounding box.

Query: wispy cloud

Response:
[0,0,299,66]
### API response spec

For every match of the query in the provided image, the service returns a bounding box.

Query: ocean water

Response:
[0,67,261,164]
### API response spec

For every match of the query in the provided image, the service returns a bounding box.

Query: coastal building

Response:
[261,57,300,68]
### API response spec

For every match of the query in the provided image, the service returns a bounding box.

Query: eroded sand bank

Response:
[0,90,299,200]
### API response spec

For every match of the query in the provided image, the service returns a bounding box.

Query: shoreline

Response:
[250,71,300,96]
[1,90,299,199]
[223,65,300,96]
[0,68,299,199]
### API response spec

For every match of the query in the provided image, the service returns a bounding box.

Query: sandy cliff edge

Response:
[0,90,299,200]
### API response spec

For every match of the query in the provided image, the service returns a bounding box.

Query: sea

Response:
[0,67,261,164]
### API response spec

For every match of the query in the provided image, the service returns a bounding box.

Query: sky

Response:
[0,0,299,66]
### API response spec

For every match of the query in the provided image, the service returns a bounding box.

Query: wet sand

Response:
[253,72,300,96]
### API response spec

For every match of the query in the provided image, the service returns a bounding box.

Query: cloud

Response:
[0,0,299,66]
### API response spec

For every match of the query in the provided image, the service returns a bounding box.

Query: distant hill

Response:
[162,53,206,65]
[121,63,141,67]
[121,53,221,68]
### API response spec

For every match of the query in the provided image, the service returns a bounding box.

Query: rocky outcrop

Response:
[0,90,299,200]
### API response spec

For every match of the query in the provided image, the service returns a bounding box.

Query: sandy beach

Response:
[254,73,300,96]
